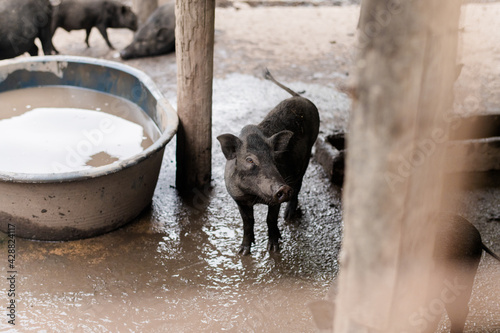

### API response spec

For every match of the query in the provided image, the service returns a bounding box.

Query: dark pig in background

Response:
[120,3,175,60]
[427,213,500,333]
[217,69,320,255]
[51,0,138,52]
[0,0,54,60]
[309,213,500,332]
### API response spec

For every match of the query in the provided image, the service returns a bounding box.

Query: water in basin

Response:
[0,86,160,174]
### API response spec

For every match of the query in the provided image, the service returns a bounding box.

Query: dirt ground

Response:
[1,1,499,332]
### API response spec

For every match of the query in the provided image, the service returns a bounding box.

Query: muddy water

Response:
[0,86,159,173]
[0,162,344,332]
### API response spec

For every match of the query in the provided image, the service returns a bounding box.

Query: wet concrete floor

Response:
[1,2,500,332]
[0,58,349,331]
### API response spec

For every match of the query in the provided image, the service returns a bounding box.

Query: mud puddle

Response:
[0,162,343,332]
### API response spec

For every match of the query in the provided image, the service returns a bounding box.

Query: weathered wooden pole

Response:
[175,0,215,192]
[132,0,158,25]
[334,0,462,332]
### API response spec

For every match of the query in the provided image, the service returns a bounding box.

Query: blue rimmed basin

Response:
[0,56,178,240]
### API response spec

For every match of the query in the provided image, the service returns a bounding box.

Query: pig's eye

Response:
[246,157,254,164]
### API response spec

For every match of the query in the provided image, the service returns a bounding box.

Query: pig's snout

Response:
[275,185,293,203]
[119,48,132,60]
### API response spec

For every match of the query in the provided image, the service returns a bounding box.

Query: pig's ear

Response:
[217,134,241,160]
[270,130,293,152]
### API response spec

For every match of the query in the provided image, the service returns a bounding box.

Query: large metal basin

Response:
[0,56,178,240]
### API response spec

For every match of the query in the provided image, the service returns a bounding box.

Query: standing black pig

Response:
[51,0,138,52]
[119,3,175,60]
[0,0,54,60]
[217,69,320,255]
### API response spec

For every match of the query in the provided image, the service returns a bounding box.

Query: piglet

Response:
[217,69,320,255]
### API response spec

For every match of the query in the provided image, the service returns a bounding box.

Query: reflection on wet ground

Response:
[0,159,343,332]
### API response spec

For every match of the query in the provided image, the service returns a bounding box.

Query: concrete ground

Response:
[1,1,499,332]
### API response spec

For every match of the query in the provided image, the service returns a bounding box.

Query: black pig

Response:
[217,69,320,255]
[0,0,54,60]
[426,213,500,333]
[309,213,500,332]
[120,3,175,60]
[51,0,138,52]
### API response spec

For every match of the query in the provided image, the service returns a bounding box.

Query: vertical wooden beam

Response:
[175,0,215,192]
[132,0,158,25]
[334,0,462,332]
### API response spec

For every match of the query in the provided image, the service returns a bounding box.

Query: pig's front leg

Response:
[266,204,281,253]
[237,203,255,255]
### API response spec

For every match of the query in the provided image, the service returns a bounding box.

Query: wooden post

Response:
[334,0,462,332]
[132,0,158,25]
[175,0,215,192]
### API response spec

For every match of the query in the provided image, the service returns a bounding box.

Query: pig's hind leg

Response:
[284,177,304,222]
[284,194,299,222]
[283,164,308,222]
[96,24,114,49]
[445,266,478,333]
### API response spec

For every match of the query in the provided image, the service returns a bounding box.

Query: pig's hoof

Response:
[267,241,280,254]
[284,200,300,222]
[285,207,302,223]
[238,245,251,256]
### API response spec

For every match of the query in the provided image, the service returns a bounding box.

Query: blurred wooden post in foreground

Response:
[175,0,215,192]
[334,0,462,332]
[133,0,158,25]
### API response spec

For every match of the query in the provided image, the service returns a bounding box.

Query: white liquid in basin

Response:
[0,86,160,174]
